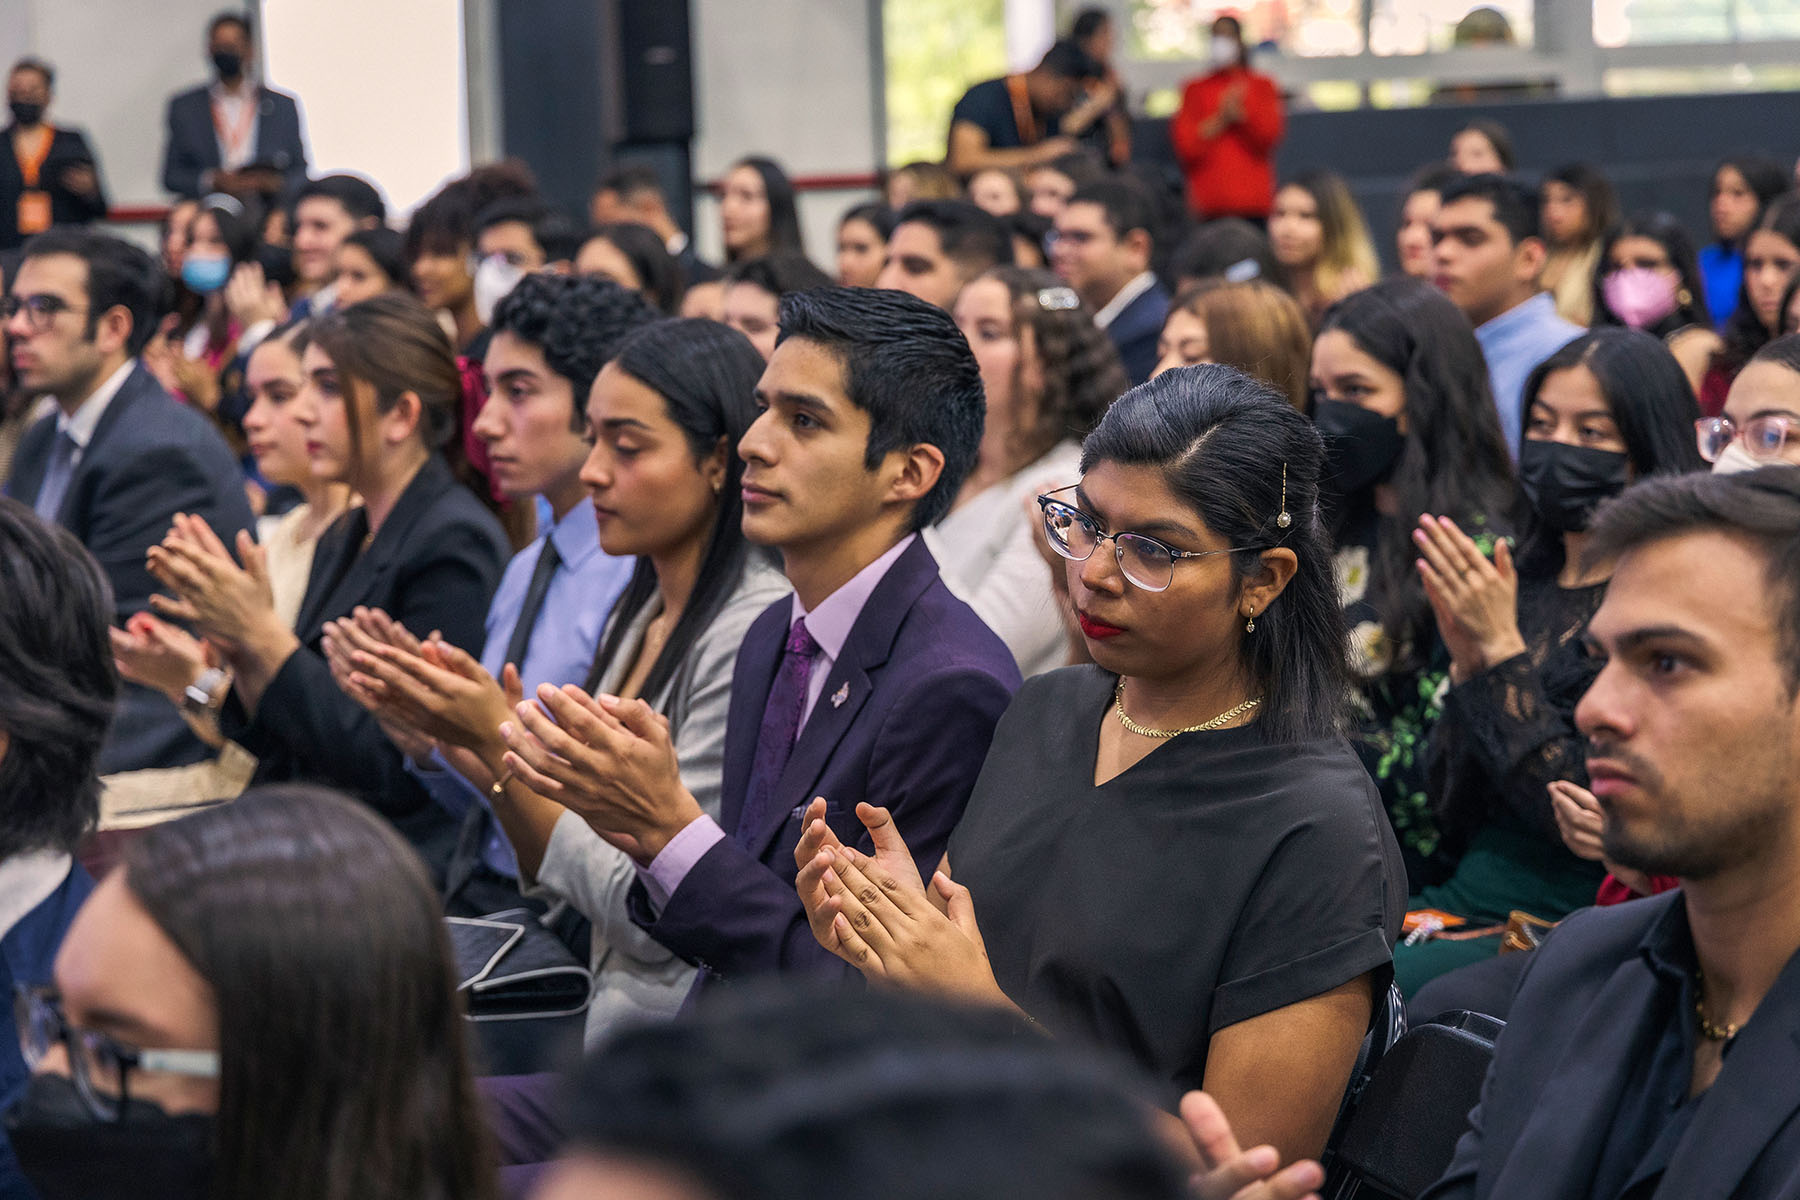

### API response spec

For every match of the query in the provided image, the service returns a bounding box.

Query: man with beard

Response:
[1422,465,1800,1198]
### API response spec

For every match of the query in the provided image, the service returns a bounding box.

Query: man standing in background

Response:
[161,11,309,202]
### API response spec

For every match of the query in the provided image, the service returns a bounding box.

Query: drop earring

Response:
[1245,611,1257,633]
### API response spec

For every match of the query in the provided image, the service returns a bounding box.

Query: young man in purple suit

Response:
[501,286,1023,987]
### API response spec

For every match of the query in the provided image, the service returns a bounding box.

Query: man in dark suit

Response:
[1417,468,1800,1198]
[503,287,1021,987]
[0,498,120,1198]
[3,228,253,772]
[589,163,719,286]
[1052,178,1169,385]
[1,57,109,251]
[160,11,308,201]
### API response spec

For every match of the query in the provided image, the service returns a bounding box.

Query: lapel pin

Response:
[831,683,849,708]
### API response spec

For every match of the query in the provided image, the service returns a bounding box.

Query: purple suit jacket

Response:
[626,536,1022,984]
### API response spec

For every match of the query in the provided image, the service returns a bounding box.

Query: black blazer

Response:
[1106,282,1171,387]
[0,125,108,250]
[219,455,508,859]
[626,536,1022,985]
[1424,891,1800,1199]
[4,364,253,772]
[160,83,308,199]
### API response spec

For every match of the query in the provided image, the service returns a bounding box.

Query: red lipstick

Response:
[1077,612,1124,640]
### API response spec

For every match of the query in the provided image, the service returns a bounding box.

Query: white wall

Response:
[0,0,223,209]
[688,0,884,267]
[262,0,470,216]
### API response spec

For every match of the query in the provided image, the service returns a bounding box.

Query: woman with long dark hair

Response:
[1589,211,1720,395]
[1538,162,1619,327]
[1268,170,1378,327]
[574,222,685,314]
[794,367,1404,1166]
[719,156,804,263]
[145,294,509,865]
[1312,277,1518,886]
[8,784,495,1200]
[1698,154,1788,330]
[1398,327,1704,994]
[835,201,894,288]
[1701,191,1800,416]
[339,319,788,1040]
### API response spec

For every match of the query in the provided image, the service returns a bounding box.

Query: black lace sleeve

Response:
[1425,576,1605,852]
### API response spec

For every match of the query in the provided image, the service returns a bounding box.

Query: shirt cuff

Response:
[639,814,727,915]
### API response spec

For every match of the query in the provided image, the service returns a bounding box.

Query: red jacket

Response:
[1169,67,1285,220]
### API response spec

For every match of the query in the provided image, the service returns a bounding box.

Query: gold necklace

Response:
[1112,678,1260,739]
[1694,969,1739,1043]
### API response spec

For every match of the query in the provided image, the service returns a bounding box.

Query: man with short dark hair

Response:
[1432,174,1579,456]
[947,40,1110,178]
[499,286,1021,990]
[471,199,586,323]
[1420,466,1800,1197]
[1054,179,1168,384]
[590,163,716,282]
[2,228,253,772]
[875,199,1013,311]
[0,499,119,1199]
[160,10,309,201]
[1,57,109,251]
[288,173,386,315]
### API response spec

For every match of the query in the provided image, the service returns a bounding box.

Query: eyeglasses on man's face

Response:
[1695,414,1799,464]
[1036,485,1250,592]
[14,985,220,1123]
[1,292,87,333]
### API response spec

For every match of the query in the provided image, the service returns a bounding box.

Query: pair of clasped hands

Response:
[793,803,1328,1200]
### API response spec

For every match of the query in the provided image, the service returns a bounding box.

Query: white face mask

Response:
[1712,441,1765,476]
[1211,35,1240,68]
[473,255,526,326]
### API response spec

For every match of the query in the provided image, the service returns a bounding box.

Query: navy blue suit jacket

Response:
[4,365,253,773]
[161,83,308,199]
[0,862,93,1200]
[1107,282,1171,386]
[626,537,1021,984]
[1424,890,1800,1199]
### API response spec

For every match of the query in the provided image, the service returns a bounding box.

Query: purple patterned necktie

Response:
[737,617,819,846]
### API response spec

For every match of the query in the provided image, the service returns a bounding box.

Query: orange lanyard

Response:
[1005,74,1039,145]
[211,93,256,163]
[13,127,52,188]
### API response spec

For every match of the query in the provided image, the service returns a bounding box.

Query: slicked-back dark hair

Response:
[566,982,1187,1200]
[488,273,659,430]
[0,498,117,860]
[296,174,387,224]
[124,785,496,1200]
[1440,173,1540,245]
[1080,365,1350,743]
[1587,466,1800,693]
[586,320,767,702]
[1319,278,1519,671]
[894,199,1014,275]
[1517,327,1704,576]
[776,286,984,530]
[20,227,168,356]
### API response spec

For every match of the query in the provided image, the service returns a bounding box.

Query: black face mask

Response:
[6,1073,215,1200]
[1518,439,1631,533]
[1315,398,1405,498]
[210,50,244,82]
[9,100,44,127]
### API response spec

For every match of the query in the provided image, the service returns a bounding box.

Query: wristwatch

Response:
[182,666,231,719]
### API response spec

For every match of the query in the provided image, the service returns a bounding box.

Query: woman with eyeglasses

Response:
[1397,328,1703,998]
[792,366,1405,1166]
[1701,332,1800,473]
[935,266,1127,677]
[8,784,496,1200]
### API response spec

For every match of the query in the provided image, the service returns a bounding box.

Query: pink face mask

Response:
[1602,267,1680,330]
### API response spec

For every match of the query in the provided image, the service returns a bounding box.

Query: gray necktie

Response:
[32,429,78,522]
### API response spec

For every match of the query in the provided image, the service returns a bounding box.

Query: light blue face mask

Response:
[181,255,232,294]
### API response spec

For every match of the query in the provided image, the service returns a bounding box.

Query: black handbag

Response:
[447,908,592,1022]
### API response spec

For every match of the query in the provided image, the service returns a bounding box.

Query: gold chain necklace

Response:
[1112,678,1260,739]
[1695,969,1739,1043]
